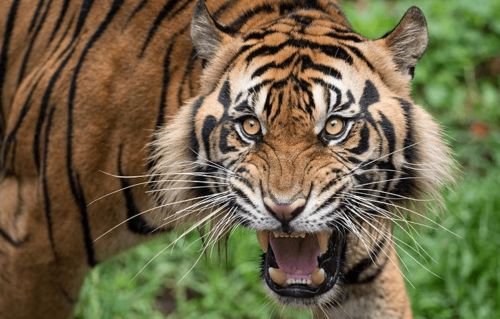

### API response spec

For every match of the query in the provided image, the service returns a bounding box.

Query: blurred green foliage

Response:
[75,1,500,318]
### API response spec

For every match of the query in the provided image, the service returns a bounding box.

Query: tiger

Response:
[0,0,452,318]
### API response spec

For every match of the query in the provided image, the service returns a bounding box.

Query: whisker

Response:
[343,193,441,263]
[94,192,230,241]
[353,176,429,188]
[346,201,440,282]
[343,204,416,287]
[346,192,459,237]
[350,188,433,202]
[145,185,216,194]
[177,205,233,283]
[89,178,228,206]
[132,204,230,280]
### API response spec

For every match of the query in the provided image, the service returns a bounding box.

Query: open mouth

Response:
[256,229,346,300]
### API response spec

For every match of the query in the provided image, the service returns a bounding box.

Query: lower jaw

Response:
[260,229,346,301]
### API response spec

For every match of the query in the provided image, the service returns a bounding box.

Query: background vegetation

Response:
[75,0,500,318]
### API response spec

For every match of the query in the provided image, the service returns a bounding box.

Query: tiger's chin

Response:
[256,229,346,307]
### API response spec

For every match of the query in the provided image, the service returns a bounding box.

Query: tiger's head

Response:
[151,0,452,307]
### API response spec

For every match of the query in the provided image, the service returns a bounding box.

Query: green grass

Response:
[75,1,500,318]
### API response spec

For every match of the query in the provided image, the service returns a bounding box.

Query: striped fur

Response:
[0,1,452,318]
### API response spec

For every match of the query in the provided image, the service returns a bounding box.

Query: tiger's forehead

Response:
[219,13,386,135]
[226,51,370,135]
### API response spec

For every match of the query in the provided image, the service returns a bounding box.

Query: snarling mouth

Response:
[257,229,346,300]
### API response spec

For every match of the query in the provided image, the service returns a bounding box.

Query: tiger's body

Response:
[0,1,451,318]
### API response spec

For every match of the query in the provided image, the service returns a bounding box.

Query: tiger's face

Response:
[152,3,451,308]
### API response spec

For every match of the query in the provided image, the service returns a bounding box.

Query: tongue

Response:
[269,234,320,277]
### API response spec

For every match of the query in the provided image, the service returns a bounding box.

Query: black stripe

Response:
[2,79,40,167]
[225,4,274,32]
[0,0,21,141]
[41,106,58,259]
[170,0,192,18]
[243,29,276,41]
[0,227,28,246]
[359,80,379,113]
[217,79,232,110]
[232,186,258,210]
[72,172,96,266]
[28,0,45,33]
[67,0,124,267]
[126,0,148,25]
[300,55,342,79]
[177,49,197,107]
[245,39,353,65]
[268,91,282,124]
[213,0,238,19]
[155,41,175,130]
[140,0,178,57]
[347,124,370,155]
[49,11,75,57]
[251,53,296,79]
[325,31,363,43]
[317,183,346,211]
[288,13,313,26]
[146,26,189,172]
[335,89,354,112]
[71,0,95,43]
[263,88,273,119]
[394,98,418,196]
[48,0,71,44]
[33,0,95,172]
[118,145,160,235]
[344,235,388,284]
[344,44,375,70]
[17,0,54,85]
[398,99,417,162]
[201,115,217,159]
[189,97,205,158]
[219,125,237,154]
[379,112,396,154]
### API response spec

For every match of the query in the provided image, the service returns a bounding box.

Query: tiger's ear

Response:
[382,6,428,78]
[191,0,234,61]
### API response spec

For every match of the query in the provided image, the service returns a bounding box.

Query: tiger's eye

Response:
[325,116,345,136]
[242,117,261,136]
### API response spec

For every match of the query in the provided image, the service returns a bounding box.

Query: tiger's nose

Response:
[263,196,306,224]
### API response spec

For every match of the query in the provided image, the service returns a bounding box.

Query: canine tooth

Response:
[299,232,306,238]
[316,231,331,254]
[273,231,280,238]
[256,231,269,253]
[311,268,326,286]
[269,268,287,286]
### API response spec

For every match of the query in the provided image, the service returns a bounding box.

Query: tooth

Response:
[273,231,279,238]
[299,232,306,238]
[269,267,287,286]
[311,268,326,286]
[316,231,331,254]
[257,231,269,253]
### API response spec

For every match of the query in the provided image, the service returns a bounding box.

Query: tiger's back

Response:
[0,1,204,317]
